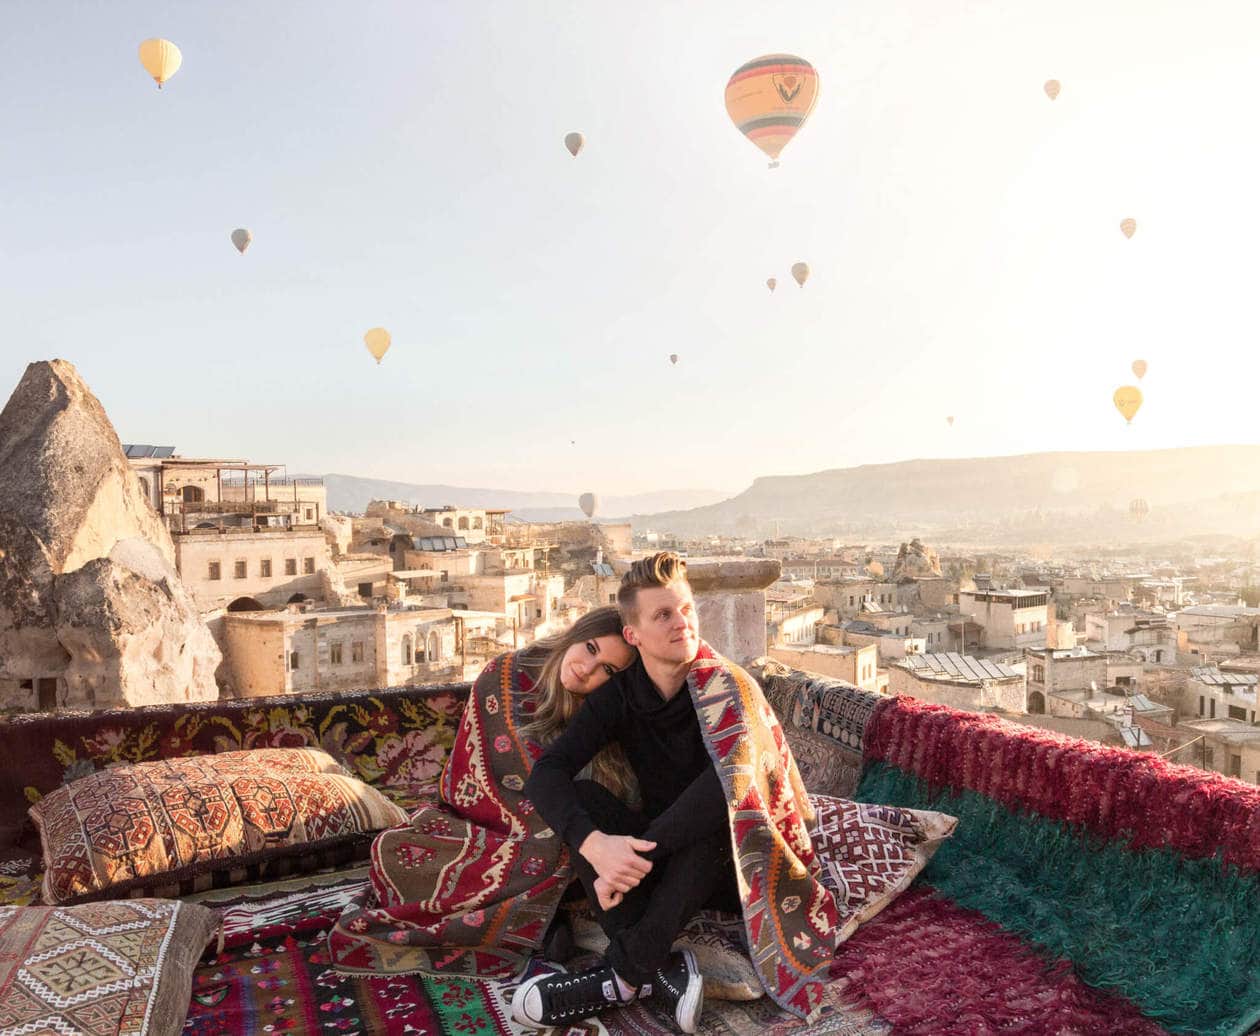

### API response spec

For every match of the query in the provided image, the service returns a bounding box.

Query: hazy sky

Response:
[2,1,1258,497]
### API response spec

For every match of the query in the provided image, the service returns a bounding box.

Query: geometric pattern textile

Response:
[685,643,840,1022]
[809,795,957,944]
[327,652,574,980]
[30,748,408,904]
[0,898,219,1036]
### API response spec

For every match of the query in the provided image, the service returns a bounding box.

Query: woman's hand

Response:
[593,875,624,911]
[578,831,656,893]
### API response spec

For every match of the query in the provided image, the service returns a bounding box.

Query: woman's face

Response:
[559,634,635,696]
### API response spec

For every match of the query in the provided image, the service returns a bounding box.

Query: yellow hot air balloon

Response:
[766,277,777,293]
[1113,385,1143,424]
[138,38,182,89]
[230,228,252,254]
[1132,359,1147,380]
[1120,218,1137,239]
[364,327,391,365]
[791,261,810,287]
[1044,79,1061,100]
[725,54,819,167]
[564,132,584,157]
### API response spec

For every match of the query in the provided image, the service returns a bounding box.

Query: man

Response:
[513,552,736,1033]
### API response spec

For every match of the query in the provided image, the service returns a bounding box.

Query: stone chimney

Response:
[613,555,780,663]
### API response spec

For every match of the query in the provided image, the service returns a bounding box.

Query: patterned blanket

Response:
[327,652,571,978]
[686,642,839,1021]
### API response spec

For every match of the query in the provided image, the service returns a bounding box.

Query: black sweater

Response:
[524,656,727,859]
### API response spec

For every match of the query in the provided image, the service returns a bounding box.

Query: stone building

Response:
[890,652,1026,713]
[223,605,464,697]
[768,643,879,692]
[1083,611,1177,663]
[959,588,1049,650]
[174,528,331,613]
[416,506,509,545]
[1187,667,1260,724]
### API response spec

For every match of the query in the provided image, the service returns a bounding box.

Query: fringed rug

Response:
[830,886,1167,1035]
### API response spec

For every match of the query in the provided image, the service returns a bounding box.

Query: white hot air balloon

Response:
[578,492,598,519]
[230,228,252,254]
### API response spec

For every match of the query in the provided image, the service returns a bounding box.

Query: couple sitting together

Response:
[330,552,841,1032]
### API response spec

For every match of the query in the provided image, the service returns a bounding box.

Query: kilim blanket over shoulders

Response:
[327,652,571,979]
[686,641,839,1021]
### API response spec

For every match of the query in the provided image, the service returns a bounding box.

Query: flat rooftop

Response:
[899,652,1022,683]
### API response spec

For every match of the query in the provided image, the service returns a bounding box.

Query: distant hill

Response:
[628,446,1260,544]
[315,474,733,522]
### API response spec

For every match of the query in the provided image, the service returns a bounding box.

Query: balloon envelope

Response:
[364,327,391,364]
[578,493,598,519]
[946,416,955,427]
[138,38,182,88]
[669,354,678,365]
[725,54,819,164]
[1044,79,1060,100]
[1130,498,1150,521]
[564,132,584,157]
[1120,218,1137,239]
[791,261,810,287]
[230,228,252,254]
[1113,385,1143,423]
[766,277,777,293]
[1131,359,1148,380]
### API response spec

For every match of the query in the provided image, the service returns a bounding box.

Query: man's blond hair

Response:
[617,551,689,624]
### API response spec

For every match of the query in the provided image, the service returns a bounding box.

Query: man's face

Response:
[624,581,700,665]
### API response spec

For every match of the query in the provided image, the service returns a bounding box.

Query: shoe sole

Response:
[510,973,548,1027]
[675,948,704,1034]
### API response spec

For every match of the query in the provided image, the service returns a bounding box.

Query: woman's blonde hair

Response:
[518,606,636,802]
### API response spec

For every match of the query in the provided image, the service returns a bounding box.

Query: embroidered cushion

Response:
[30,748,409,904]
[0,898,218,1036]
[810,794,958,944]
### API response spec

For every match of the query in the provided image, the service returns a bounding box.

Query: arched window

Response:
[181,485,205,504]
[401,634,413,665]
[442,518,454,529]
[1033,665,1045,683]
[473,517,484,530]
[1027,690,1046,714]
[415,629,426,663]
[428,630,442,662]
[458,516,469,530]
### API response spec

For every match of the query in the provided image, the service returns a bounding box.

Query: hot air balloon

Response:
[1044,79,1061,100]
[578,493,598,519]
[1120,218,1137,239]
[230,228,252,254]
[1132,359,1147,380]
[669,354,678,366]
[766,277,777,293]
[364,327,391,365]
[564,132,584,157]
[1129,498,1150,522]
[724,54,819,167]
[946,416,955,427]
[138,38,182,89]
[1113,385,1143,424]
[791,261,810,287]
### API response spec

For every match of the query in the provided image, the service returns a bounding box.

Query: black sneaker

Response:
[647,949,703,1034]
[511,961,633,1027]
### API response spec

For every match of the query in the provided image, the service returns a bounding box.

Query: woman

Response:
[328,607,635,980]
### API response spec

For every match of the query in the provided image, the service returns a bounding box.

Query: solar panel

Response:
[153,446,175,457]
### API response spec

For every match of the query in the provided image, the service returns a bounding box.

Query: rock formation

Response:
[0,360,220,711]
[892,538,943,581]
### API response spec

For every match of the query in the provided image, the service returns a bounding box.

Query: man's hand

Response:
[578,831,656,893]
[593,875,623,911]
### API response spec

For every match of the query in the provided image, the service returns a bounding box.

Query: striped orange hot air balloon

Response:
[725,54,819,167]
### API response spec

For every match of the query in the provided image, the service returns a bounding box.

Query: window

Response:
[330,642,343,665]
[37,677,58,711]
[440,571,448,583]
[1229,754,1242,779]
[260,559,272,577]
[358,582,372,599]
[473,516,483,530]
[288,651,300,671]
[208,561,221,581]
[609,593,616,604]
[458,516,469,530]
[285,558,297,576]
[402,635,413,665]
[234,560,247,579]
[1204,747,1215,769]
[303,557,315,574]
[443,518,454,528]
[1211,699,1217,719]
[352,641,364,663]
[1033,665,1044,683]
[1199,695,1205,717]
[1230,705,1247,722]
[304,508,313,521]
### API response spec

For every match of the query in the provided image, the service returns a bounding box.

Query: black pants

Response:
[570,780,740,987]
